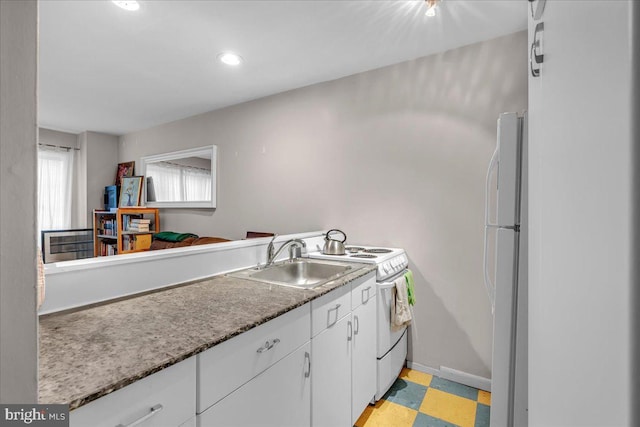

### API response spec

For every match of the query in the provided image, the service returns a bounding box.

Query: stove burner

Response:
[350,254,378,259]
[345,246,365,252]
[364,248,392,254]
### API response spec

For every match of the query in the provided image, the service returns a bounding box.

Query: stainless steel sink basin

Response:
[229,259,357,289]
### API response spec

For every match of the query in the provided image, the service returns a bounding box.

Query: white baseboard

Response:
[407,361,491,392]
[406,361,440,377]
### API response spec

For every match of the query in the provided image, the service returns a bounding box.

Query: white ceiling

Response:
[38,0,527,136]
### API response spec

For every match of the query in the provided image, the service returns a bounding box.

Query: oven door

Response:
[376,269,409,358]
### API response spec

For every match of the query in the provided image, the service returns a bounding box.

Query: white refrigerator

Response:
[484,112,528,427]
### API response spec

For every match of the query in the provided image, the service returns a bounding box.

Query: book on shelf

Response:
[134,234,152,250]
[131,218,151,224]
[99,241,117,256]
[99,217,117,236]
[122,214,145,231]
[122,235,133,251]
[121,234,152,252]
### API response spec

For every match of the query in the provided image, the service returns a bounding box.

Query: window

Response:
[37,146,74,237]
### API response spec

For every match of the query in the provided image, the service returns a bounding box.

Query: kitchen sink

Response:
[229,259,357,289]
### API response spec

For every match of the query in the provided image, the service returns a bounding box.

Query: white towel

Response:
[391,276,412,329]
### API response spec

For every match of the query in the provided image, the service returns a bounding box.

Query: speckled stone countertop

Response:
[39,262,376,410]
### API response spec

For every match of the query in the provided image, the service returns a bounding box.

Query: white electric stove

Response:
[309,245,409,401]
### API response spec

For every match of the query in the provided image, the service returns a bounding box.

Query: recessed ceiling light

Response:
[112,1,140,11]
[217,52,243,66]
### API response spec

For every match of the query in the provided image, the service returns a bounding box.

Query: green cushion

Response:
[153,231,199,242]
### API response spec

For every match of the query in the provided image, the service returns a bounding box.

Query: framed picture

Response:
[119,176,144,207]
[115,161,135,186]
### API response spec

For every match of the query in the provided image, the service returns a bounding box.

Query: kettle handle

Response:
[326,229,347,243]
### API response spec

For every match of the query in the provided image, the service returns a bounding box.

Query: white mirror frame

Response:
[141,145,217,208]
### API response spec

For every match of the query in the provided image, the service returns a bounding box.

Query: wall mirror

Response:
[141,145,217,208]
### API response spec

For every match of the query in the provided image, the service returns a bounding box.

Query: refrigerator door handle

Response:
[483,226,496,313]
[483,146,499,312]
[485,146,499,228]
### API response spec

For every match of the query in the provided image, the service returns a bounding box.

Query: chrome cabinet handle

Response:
[354,315,359,335]
[327,303,341,327]
[362,286,372,304]
[304,351,311,378]
[347,320,353,341]
[116,404,163,427]
[257,338,280,353]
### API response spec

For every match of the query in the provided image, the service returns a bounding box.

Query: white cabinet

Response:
[351,290,377,425]
[310,283,351,337]
[70,357,196,427]
[197,303,311,426]
[311,272,377,427]
[311,314,352,427]
[197,304,310,413]
[197,343,311,427]
[68,273,377,427]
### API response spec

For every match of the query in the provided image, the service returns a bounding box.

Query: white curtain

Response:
[183,167,212,201]
[38,146,74,236]
[147,161,211,202]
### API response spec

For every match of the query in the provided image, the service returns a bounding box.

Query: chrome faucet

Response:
[266,234,279,265]
[265,238,307,267]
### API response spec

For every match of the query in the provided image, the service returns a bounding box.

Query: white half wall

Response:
[119,32,528,379]
[40,232,326,314]
[0,0,38,403]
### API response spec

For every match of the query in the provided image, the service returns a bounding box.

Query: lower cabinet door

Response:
[311,314,352,427]
[70,357,196,427]
[351,298,377,425]
[197,342,311,427]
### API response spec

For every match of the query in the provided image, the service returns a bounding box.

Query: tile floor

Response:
[355,368,491,427]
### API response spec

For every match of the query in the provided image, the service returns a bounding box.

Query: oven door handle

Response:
[378,270,408,289]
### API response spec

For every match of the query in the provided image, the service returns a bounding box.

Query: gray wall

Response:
[0,0,38,403]
[120,31,527,378]
[79,131,119,226]
[38,127,78,149]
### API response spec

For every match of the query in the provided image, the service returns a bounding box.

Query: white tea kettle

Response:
[322,229,347,255]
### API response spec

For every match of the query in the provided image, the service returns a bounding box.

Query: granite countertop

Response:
[39,262,376,410]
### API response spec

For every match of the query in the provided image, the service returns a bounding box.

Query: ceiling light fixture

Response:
[112,1,140,11]
[217,52,243,66]
[424,0,440,17]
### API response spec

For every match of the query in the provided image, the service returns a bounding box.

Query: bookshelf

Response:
[93,207,160,257]
[117,207,160,254]
[93,210,118,256]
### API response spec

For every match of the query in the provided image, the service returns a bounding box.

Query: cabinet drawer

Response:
[197,342,311,427]
[70,357,196,427]
[311,284,351,337]
[197,303,310,413]
[351,273,377,310]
